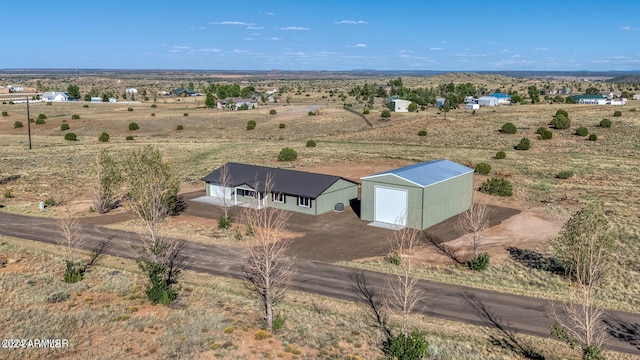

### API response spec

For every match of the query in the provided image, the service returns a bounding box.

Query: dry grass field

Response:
[1,73,639,358]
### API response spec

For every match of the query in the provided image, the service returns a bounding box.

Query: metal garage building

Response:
[360,159,473,230]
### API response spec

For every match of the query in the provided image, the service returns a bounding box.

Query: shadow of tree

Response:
[506,247,564,275]
[603,316,640,352]
[462,290,546,359]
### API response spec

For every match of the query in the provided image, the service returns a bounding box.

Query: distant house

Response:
[572,94,607,105]
[202,162,359,215]
[489,93,511,104]
[463,96,476,104]
[126,88,138,95]
[466,103,479,110]
[217,97,258,110]
[90,97,102,103]
[9,85,24,92]
[436,97,446,108]
[42,91,69,102]
[477,96,498,107]
[171,88,196,96]
[392,99,411,112]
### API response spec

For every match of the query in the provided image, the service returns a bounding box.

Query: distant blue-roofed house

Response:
[489,93,511,104]
[360,159,473,229]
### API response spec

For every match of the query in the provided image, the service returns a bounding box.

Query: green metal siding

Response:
[314,179,359,214]
[360,175,424,228]
[270,194,316,215]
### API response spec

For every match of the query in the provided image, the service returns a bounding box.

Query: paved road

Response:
[0,211,638,356]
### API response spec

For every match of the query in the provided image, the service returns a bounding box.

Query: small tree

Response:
[64,133,77,141]
[269,109,277,115]
[215,163,233,228]
[279,123,286,129]
[457,202,489,258]
[60,123,70,131]
[91,149,121,214]
[129,122,139,131]
[306,140,316,147]
[599,118,611,128]
[515,137,531,150]
[71,114,80,120]
[501,122,517,134]
[575,127,589,136]
[247,120,256,130]
[277,147,297,161]
[474,162,491,175]
[588,133,598,141]
[613,110,622,117]
[205,92,216,108]
[98,132,110,142]
[552,114,571,129]
[381,109,391,118]
[14,121,23,128]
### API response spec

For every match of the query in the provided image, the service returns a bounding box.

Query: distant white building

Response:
[42,91,69,102]
[633,94,640,100]
[217,97,258,110]
[436,97,446,108]
[466,103,479,110]
[477,96,498,107]
[489,93,511,105]
[392,99,411,112]
[90,97,102,103]
[126,88,138,95]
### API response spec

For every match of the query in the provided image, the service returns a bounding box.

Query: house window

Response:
[237,189,255,198]
[272,192,285,203]
[297,197,311,208]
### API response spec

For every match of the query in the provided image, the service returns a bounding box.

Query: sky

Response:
[4,1,640,71]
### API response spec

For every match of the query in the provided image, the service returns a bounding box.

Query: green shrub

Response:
[183,113,188,116]
[555,109,568,118]
[556,170,574,179]
[500,122,517,134]
[98,132,110,142]
[613,110,622,117]
[418,130,427,136]
[515,137,531,150]
[279,123,286,129]
[37,113,47,120]
[46,102,52,105]
[630,108,637,112]
[386,250,401,266]
[35,118,45,125]
[363,109,370,114]
[60,123,70,131]
[4,189,14,198]
[64,133,77,141]
[127,107,134,112]
[1,111,8,116]
[381,109,391,118]
[176,125,184,131]
[63,260,84,283]
[495,151,506,159]
[129,122,139,131]
[538,128,553,140]
[151,104,157,108]
[269,109,276,115]
[308,111,315,116]
[47,290,69,303]
[151,113,155,117]
[475,162,491,175]
[306,140,316,147]
[575,126,588,136]
[273,312,286,332]
[71,114,80,120]
[126,136,134,141]
[83,104,89,108]
[386,330,429,360]
[138,260,176,306]
[551,113,571,129]
[14,121,23,128]
[277,147,298,161]
[218,214,231,229]
[468,252,490,271]
[479,178,513,197]
[44,197,56,207]
[588,133,598,141]
[599,118,611,128]
[255,330,269,340]
[247,120,256,130]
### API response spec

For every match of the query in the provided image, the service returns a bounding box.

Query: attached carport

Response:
[360,159,474,230]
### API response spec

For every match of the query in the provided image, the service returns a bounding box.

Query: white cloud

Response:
[281,26,310,31]
[244,37,254,41]
[211,21,253,26]
[270,37,281,41]
[285,52,306,56]
[266,12,275,16]
[233,49,248,53]
[199,48,220,53]
[173,45,190,50]
[246,26,264,30]
[354,43,367,48]
[429,47,443,51]
[535,48,548,51]
[620,26,632,30]
[335,20,367,25]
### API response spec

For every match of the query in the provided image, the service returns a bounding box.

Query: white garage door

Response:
[209,184,232,199]
[374,186,408,226]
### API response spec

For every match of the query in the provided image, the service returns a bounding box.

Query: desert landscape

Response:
[1,71,639,359]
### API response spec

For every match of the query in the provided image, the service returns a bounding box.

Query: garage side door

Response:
[209,184,232,199]
[374,186,408,226]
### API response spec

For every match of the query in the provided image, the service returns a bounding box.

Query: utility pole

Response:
[26,97,32,149]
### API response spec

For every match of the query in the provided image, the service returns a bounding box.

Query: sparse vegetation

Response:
[474,162,491,175]
[129,122,139,131]
[557,170,574,179]
[515,137,531,150]
[418,130,427,136]
[588,133,598,141]
[14,121,23,128]
[479,178,513,197]
[1,111,8,116]
[176,125,184,130]
[269,109,276,115]
[71,114,80,119]
[306,140,316,147]
[575,126,589,136]
[64,133,77,141]
[599,118,611,128]
[60,123,70,131]
[279,123,286,129]
[98,132,110,142]
[495,151,506,159]
[613,110,622,117]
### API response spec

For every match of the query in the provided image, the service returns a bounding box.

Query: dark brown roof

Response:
[202,162,358,199]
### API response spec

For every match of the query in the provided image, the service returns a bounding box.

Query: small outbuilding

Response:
[360,159,473,230]
[477,96,498,107]
[202,162,358,215]
[466,103,479,110]
[392,99,411,112]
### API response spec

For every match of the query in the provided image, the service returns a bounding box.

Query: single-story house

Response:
[489,93,511,104]
[90,97,102,103]
[202,162,359,215]
[217,97,258,110]
[572,94,607,105]
[126,88,138,95]
[466,103,480,110]
[464,96,476,104]
[360,159,473,230]
[172,88,196,96]
[392,99,411,112]
[42,91,69,102]
[477,96,498,107]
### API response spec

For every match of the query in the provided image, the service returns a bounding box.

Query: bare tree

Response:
[215,163,233,228]
[91,149,121,214]
[122,146,184,305]
[242,174,295,331]
[551,201,614,359]
[58,213,82,263]
[456,201,489,258]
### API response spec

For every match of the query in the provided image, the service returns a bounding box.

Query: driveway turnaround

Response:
[0,211,638,356]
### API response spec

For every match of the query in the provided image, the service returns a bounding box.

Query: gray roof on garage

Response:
[202,162,358,199]
[361,159,473,187]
